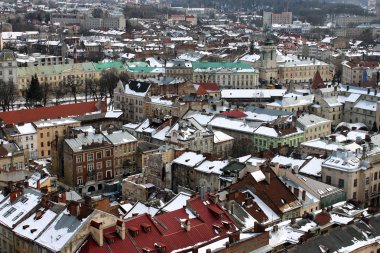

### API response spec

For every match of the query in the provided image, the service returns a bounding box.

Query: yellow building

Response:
[103,130,138,177]
[277,55,333,84]
[33,118,80,159]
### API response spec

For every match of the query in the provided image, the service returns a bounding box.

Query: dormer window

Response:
[141,223,152,233]
[221,220,233,229]
[142,248,154,253]
[128,227,139,237]
[155,242,166,253]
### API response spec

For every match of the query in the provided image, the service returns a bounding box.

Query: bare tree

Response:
[42,82,50,106]
[0,81,18,111]
[85,78,101,101]
[53,82,67,105]
[61,75,83,104]
[100,69,119,100]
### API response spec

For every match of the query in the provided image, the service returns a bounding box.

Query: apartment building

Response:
[0,49,17,85]
[0,188,43,253]
[103,130,138,178]
[342,60,380,85]
[263,11,293,26]
[51,13,126,30]
[297,114,332,141]
[322,145,380,207]
[34,118,80,159]
[3,123,37,160]
[253,121,304,151]
[277,55,333,84]
[63,132,115,194]
[114,80,151,123]
[0,141,25,171]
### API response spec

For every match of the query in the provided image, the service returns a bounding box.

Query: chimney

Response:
[272,225,279,232]
[185,219,191,232]
[10,190,21,204]
[302,190,306,201]
[24,181,29,188]
[229,231,240,244]
[293,187,300,197]
[116,220,126,240]
[90,220,104,246]
[265,172,271,184]
[291,218,296,224]
[37,180,40,190]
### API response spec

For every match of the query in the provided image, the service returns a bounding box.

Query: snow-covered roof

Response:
[124,202,159,218]
[13,209,58,241]
[213,131,234,143]
[35,208,91,252]
[194,160,229,175]
[0,188,42,229]
[15,123,36,135]
[172,152,206,167]
[160,192,192,213]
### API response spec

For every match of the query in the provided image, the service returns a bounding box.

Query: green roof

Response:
[17,62,97,78]
[192,61,253,70]
[127,66,160,73]
[126,61,150,68]
[93,61,126,71]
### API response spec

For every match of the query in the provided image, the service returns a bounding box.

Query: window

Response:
[353,192,357,199]
[40,133,43,138]
[97,172,103,180]
[96,152,102,159]
[96,162,102,170]
[106,160,112,168]
[106,150,111,157]
[76,166,82,174]
[88,163,94,172]
[47,132,50,137]
[326,175,331,185]
[87,153,94,161]
[354,179,357,187]
[365,190,369,200]
[40,142,44,147]
[77,177,83,185]
[375,172,378,180]
[338,179,344,189]
[106,170,112,178]
[76,155,82,163]
[366,177,370,185]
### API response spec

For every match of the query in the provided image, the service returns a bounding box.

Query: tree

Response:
[41,82,50,106]
[0,81,17,111]
[92,8,104,18]
[231,138,256,157]
[53,82,67,105]
[26,74,43,107]
[60,75,83,104]
[372,121,379,133]
[99,69,119,100]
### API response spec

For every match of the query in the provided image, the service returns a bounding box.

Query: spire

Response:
[311,70,326,90]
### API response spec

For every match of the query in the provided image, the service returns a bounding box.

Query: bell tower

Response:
[259,26,278,84]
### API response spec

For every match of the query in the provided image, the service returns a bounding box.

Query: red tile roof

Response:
[219,109,247,119]
[80,195,238,253]
[195,83,220,95]
[0,100,106,125]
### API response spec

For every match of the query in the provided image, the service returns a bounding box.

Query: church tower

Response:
[259,27,278,84]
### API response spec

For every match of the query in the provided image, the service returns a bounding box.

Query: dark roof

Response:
[0,100,106,125]
[222,161,246,173]
[128,80,151,93]
[290,216,380,253]
[311,70,326,90]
